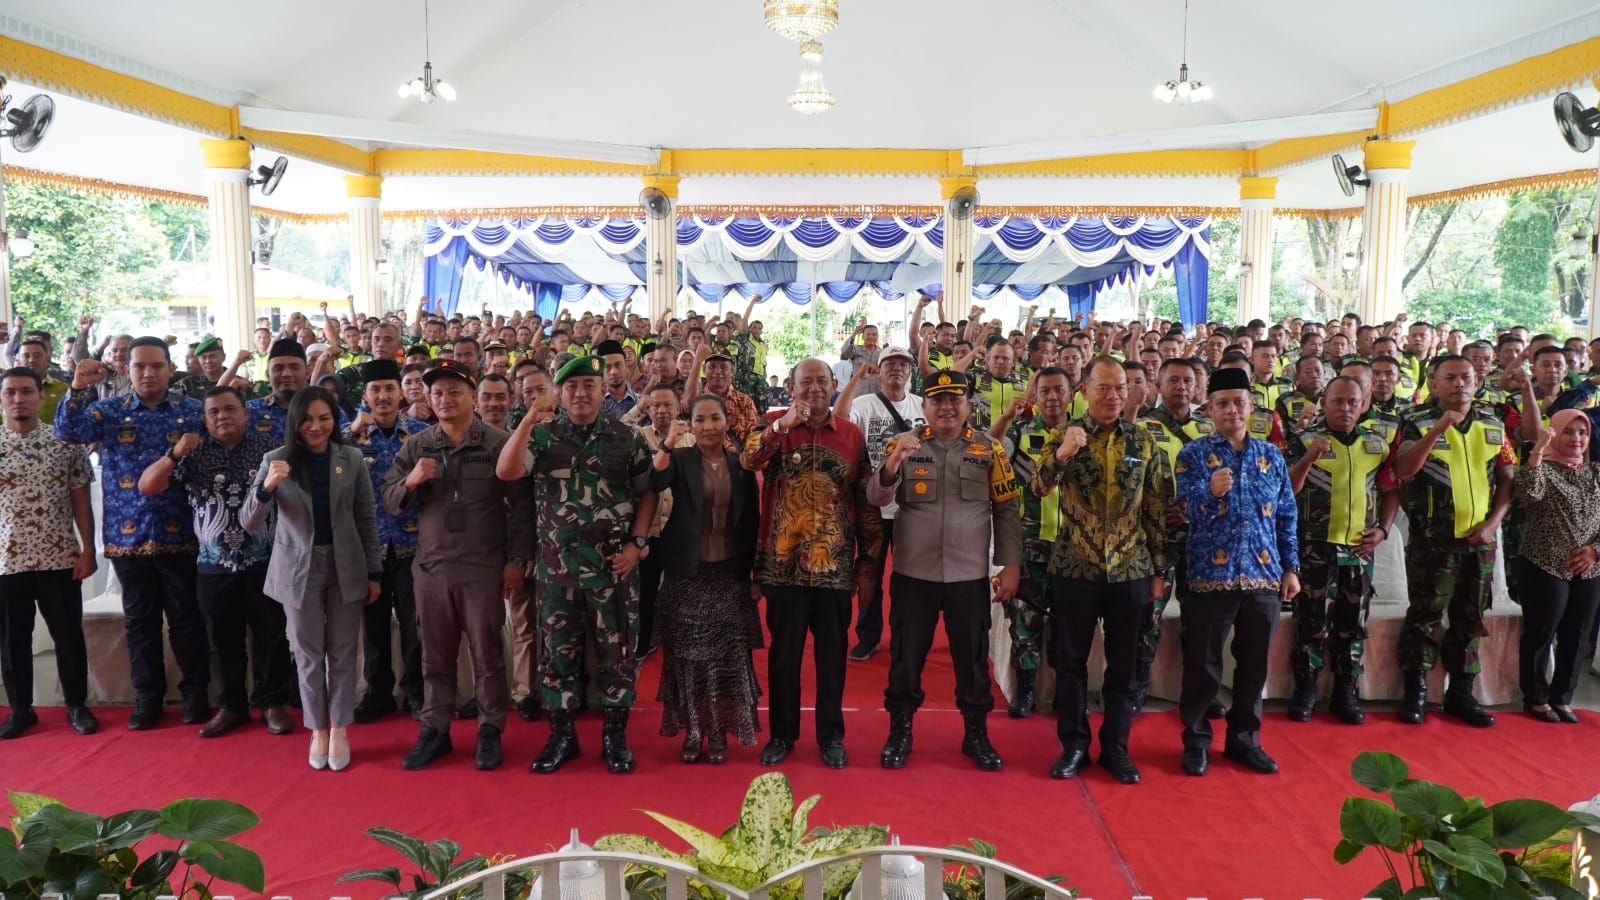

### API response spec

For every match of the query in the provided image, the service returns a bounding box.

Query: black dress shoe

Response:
[456,698,480,720]
[1098,747,1141,784]
[476,725,503,771]
[1524,702,1562,723]
[66,705,99,735]
[181,694,210,725]
[759,738,793,766]
[402,726,453,770]
[1181,746,1208,776]
[848,641,877,661]
[353,694,398,724]
[198,707,249,739]
[1223,743,1280,774]
[262,705,294,735]
[1555,706,1580,724]
[1049,748,1088,779]
[1205,700,1227,720]
[820,741,848,769]
[516,697,543,722]
[128,700,163,731]
[0,709,38,740]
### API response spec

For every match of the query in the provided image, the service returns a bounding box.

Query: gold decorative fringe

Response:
[1407,168,1597,207]
[1,166,315,222]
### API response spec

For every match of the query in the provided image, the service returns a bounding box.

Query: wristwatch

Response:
[631,536,649,550]
[509,557,526,568]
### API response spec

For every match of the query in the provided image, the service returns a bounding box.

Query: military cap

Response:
[194,337,224,356]
[555,354,605,385]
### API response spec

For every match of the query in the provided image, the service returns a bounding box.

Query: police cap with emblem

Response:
[554,353,605,385]
[922,369,972,398]
[421,358,477,389]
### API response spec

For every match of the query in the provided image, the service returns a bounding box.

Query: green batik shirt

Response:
[526,413,654,589]
[1030,416,1170,582]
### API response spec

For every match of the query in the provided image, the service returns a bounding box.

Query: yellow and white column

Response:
[940,175,976,322]
[1356,140,1415,326]
[1237,176,1277,326]
[346,175,383,318]
[642,174,680,323]
[201,138,256,358]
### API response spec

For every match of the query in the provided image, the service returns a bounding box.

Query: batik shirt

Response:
[345,414,428,558]
[56,389,204,556]
[170,433,275,574]
[0,425,93,575]
[1031,416,1170,582]
[246,394,349,446]
[1176,433,1299,593]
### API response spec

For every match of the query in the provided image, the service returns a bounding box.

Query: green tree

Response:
[1494,190,1561,298]
[7,183,173,339]
[144,202,209,261]
[763,298,837,372]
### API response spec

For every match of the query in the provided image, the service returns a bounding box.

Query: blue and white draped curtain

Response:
[423,213,1211,324]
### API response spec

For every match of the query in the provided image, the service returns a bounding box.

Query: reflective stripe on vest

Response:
[1428,419,1502,539]
[1309,436,1388,546]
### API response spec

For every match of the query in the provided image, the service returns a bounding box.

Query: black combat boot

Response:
[601,708,636,773]
[880,712,913,769]
[1442,673,1495,727]
[1287,671,1317,722]
[1007,667,1036,719]
[530,710,580,773]
[960,713,1003,772]
[1398,671,1428,725]
[1329,676,1365,725]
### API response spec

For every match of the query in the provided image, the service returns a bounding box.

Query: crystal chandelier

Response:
[764,0,838,43]
[1153,0,1212,104]
[787,40,834,115]
[398,0,455,103]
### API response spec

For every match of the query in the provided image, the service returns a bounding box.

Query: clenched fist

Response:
[887,433,922,468]
[263,459,292,491]
[171,433,202,460]
[71,359,107,390]
[1306,436,1332,459]
[233,349,253,368]
[1210,466,1234,498]
[405,457,440,489]
[1054,425,1088,462]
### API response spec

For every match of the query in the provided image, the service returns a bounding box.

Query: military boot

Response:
[1442,673,1495,727]
[1329,676,1365,725]
[530,710,580,773]
[601,708,636,773]
[960,713,1003,772]
[880,711,913,769]
[1287,671,1318,722]
[1007,667,1037,719]
[1398,671,1428,725]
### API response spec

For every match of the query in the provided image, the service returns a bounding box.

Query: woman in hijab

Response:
[318,373,359,419]
[1513,408,1600,723]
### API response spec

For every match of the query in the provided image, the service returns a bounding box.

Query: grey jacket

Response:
[241,443,382,609]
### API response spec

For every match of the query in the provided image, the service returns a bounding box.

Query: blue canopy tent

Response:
[423,213,1211,324]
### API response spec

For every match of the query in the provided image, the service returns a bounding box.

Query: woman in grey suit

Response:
[242,386,381,770]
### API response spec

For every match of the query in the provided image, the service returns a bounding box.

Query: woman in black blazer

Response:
[648,394,762,764]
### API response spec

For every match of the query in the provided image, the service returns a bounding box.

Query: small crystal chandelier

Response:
[1153,0,1212,103]
[398,0,455,104]
[787,40,834,115]
[764,0,838,43]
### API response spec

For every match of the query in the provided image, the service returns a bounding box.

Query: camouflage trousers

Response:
[1135,548,1187,682]
[539,574,640,712]
[1006,552,1051,671]
[1290,540,1371,679]
[1399,540,1494,675]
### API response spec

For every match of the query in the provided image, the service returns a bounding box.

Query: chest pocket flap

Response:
[958,462,989,501]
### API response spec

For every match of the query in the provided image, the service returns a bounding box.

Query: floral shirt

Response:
[1176,433,1299,593]
[170,433,276,574]
[0,425,93,575]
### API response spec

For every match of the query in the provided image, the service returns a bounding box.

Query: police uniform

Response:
[1394,400,1516,725]
[1251,378,1283,411]
[867,372,1022,772]
[1284,422,1395,723]
[523,354,655,773]
[1275,390,1320,430]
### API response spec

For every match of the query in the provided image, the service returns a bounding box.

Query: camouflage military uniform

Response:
[971,371,1027,434]
[526,412,655,711]
[730,331,769,414]
[1134,407,1213,688]
[1000,414,1060,672]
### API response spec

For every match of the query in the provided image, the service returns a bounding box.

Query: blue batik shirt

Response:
[345,413,427,557]
[170,432,276,574]
[1175,432,1299,593]
[246,394,350,447]
[56,389,204,556]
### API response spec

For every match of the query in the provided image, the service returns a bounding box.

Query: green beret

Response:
[554,354,605,384]
[195,337,223,356]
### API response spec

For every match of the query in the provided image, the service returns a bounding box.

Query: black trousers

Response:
[1052,576,1147,754]
[0,569,88,709]
[854,520,896,648]
[361,549,421,703]
[765,585,850,746]
[1515,559,1600,707]
[111,555,209,704]
[638,538,664,651]
[1179,589,1278,751]
[196,569,293,712]
[884,573,993,716]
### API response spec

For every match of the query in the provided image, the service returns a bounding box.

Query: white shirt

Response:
[849,392,926,520]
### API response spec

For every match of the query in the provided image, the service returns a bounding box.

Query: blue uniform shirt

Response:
[55,389,204,556]
[345,414,427,557]
[246,394,350,446]
[1176,432,1299,593]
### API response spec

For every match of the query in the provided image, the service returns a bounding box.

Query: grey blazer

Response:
[241,444,382,609]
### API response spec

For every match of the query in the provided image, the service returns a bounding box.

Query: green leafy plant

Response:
[1335,750,1599,899]
[0,789,264,900]
[940,838,1074,900]
[338,826,532,900]
[595,772,888,900]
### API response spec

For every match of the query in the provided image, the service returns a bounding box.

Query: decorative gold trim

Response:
[939,175,976,199]
[240,128,372,174]
[200,138,251,170]
[640,174,681,197]
[1386,35,1600,136]
[1362,139,1415,171]
[371,149,648,177]
[1408,168,1597,207]
[975,150,1247,179]
[1238,176,1279,201]
[343,175,383,199]
[666,148,953,178]
[1253,130,1373,174]
[0,36,231,136]
[0,166,315,222]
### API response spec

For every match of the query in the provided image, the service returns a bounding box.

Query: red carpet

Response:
[4,641,1596,899]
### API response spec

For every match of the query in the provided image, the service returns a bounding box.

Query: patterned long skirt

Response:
[656,560,763,744]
